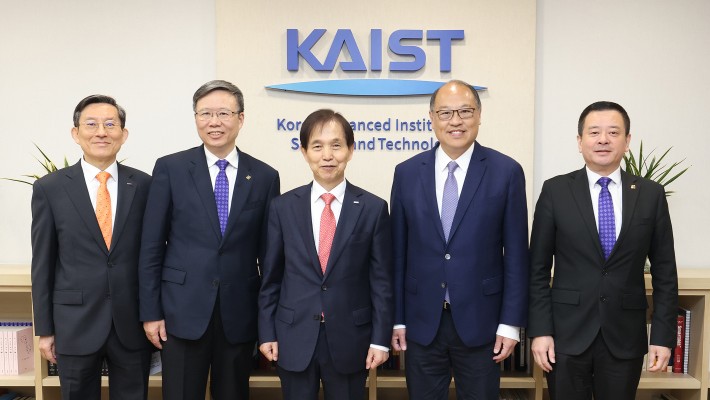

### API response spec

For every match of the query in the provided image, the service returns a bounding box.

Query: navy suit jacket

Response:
[528,168,678,358]
[258,182,393,374]
[139,145,279,343]
[31,161,152,355]
[391,142,529,347]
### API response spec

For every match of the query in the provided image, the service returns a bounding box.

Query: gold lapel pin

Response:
[630,184,636,189]
[246,175,252,180]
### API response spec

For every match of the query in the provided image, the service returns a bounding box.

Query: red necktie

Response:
[318,193,336,274]
[96,171,112,249]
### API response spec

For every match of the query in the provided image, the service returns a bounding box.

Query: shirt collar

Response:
[435,142,474,173]
[586,166,622,187]
[311,179,347,204]
[81,158,118,181]
[204,146,239,168]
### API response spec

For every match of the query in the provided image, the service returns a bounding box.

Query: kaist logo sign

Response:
[266,29,482,96]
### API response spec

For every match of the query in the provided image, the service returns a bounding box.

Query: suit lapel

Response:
[570,167,605,261]
[63,162,109,255]
[419,148,446,244]
[291,184,322,277]
[613,171,640,258]
[188,146,222,242]
[324,182,364,281]
[222,148,254,242]
[110,164,137,252]
[448,142,485,243]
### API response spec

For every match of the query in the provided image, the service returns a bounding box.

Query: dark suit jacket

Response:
[139,145,279,343]
[31,161,152,355]
[258,182,393,374]
[390,142,530,348]
[528,167,678,359]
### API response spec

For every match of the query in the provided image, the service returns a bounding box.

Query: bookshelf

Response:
[1,264,709,400]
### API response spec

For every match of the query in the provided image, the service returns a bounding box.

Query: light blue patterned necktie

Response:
[215,159,229,235]
[441,161,458,303]
[597,177,616,259]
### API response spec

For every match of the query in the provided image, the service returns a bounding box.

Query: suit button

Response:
[107,262,114,268]
[444,254,451,260]
[441,282,447,288]
[212,280,219,288]
[600,296,607,302]
[321,285,327,291]
[602,270,608,276]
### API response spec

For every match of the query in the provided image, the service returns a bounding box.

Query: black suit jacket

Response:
[258,182,393,374]
[31,161,152,355]
[528,167,678,359]
[139,146,279,343]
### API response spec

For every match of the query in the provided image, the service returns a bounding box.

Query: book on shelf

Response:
[679,306,691,374]
[149,350,162,375]
[0,324,34,375]
[673,313,685,373]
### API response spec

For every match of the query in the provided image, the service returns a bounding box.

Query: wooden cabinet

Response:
[2,265,708,400]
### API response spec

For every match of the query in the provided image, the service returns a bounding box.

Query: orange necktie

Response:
[96,172,112,249]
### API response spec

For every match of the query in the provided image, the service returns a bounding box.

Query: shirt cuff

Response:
[370,344,390,352]
[393,324,406,330]
[497,324,520,342]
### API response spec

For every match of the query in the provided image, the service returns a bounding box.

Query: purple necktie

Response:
[441,161,459,242]
[215,159,229,235]
[598,177,616,259]
[441,161,458,303]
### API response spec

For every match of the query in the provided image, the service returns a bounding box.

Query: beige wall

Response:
[215,0,536,200]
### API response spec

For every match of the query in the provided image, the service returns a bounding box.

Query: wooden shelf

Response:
[2,265,709,400]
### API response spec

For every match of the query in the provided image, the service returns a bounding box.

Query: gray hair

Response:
[192,80,244,113]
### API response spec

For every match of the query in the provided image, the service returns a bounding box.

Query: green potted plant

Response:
[2,144,69,185]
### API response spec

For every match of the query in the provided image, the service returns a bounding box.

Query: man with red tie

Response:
[258,109,393,400]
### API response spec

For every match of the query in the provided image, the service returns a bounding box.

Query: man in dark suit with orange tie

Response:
[258,109,393,400]
[390,80,530,399]
[139,80,280,400]
[528,101,678,399]
[31,95,152,400]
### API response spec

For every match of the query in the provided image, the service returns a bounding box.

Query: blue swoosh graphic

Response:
[266,79,487,96]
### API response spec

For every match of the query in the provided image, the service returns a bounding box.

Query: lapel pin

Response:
[127,182,134,186]
[246,175,252,180]
[353,200,360,204]
[630,184,636,189]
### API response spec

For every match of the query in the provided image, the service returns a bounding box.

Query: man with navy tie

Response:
[139,80,280,400]
[390,80,530,399]
[259,109,393,400]
[528,101,678,399]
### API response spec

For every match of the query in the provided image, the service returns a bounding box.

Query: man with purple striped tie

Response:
[139,80,280,400]
[528,101,679,400]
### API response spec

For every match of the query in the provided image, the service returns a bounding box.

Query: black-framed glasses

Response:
[79,121,120,132]
[195,109,240,121]
[434,108,476,121]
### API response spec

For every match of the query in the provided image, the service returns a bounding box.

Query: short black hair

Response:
[578,101,630,136]
[300,109,354,149]
[73,95,126,128]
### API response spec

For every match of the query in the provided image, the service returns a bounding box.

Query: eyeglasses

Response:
[79,121,120,132]
[434,108,476,121]
[195,109,240,121]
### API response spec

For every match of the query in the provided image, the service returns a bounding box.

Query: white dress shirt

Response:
[309,179,389,352]
[585,166,623,240]
[205,147,239,214]
[80,158,118,233]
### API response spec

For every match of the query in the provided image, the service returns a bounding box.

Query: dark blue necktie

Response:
[215,159,229,235]
[597,177,616,259]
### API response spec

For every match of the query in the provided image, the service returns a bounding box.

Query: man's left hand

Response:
[492,334,517,363]
[366,348,390,369]
[647,345,672,372]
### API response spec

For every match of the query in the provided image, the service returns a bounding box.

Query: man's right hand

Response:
[39,335,57,364]
[531,335,556,372]
[260,342,279,361]
[391,328,407,351]
[144,320,167,349]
